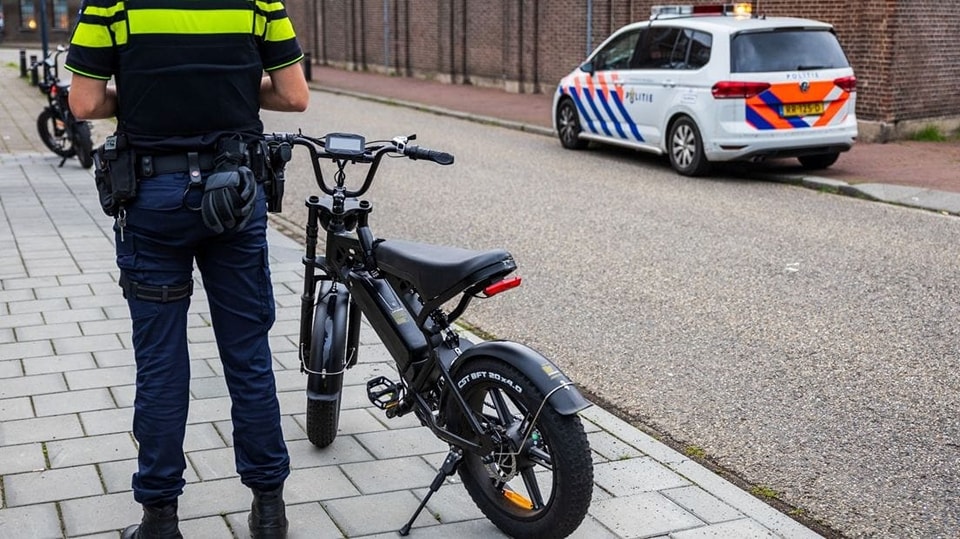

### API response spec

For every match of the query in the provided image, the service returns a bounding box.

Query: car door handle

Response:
[662,80,676,88]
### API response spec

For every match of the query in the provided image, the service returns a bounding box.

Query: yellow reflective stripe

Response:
[254,13,266,36]
[264,17,295,42]
[71,21,114,48]
[111,19,129,44]
[127,9,254,35]
[81,2,124,18]
[255,0,285,13]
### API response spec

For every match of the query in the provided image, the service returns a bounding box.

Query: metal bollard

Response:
[303,52,312,82]
[29,55,39,86]
[19,50,27,78]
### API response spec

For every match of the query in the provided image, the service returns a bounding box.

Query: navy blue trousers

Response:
[116,171,289,506]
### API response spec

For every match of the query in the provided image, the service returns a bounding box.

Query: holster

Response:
[253,139,291,213]
[93,134,136,217]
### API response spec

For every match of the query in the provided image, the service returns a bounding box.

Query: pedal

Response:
[366,376,402,411]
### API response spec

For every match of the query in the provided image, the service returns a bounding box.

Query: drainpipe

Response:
[586,0,593,57]
[533,0,539,92]
[517,1,524,92]
[462,0,469,84]
[383,0,390,71]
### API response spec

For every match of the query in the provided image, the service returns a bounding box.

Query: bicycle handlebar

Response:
[262,131,454,198]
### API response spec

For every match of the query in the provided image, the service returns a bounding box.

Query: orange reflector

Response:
[483,276,522,296]
[503,488,534,510]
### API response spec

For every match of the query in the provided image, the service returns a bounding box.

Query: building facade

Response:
[5,1,958,140]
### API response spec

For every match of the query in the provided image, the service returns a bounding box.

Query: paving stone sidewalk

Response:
[0,157,825,538]
[1,46,820,538]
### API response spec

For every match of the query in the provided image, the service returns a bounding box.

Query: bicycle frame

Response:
[278,132,594,538]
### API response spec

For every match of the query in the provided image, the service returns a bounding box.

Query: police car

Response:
[552,3,857,176]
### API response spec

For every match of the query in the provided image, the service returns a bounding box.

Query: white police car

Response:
[552,3,857,176]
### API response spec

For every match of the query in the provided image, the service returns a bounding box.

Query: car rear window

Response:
[731,29,850,73]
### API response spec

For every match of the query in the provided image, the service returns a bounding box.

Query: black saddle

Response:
[374,239,516,303]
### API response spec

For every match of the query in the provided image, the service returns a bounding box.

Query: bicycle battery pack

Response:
[349,273,428,377]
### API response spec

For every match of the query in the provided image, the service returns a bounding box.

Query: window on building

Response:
[20,0,36,30]
[52,0,69,29]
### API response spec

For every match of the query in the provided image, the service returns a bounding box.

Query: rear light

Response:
[834,76,857,93]
[483,276,522,297]
[711,81,770,99]
[50,85,58,97]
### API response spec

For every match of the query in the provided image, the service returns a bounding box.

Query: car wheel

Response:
[556,99,588,150]
[798,152,840,170]
[668,116,710,176]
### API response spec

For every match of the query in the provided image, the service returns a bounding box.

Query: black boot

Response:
[120,502,182,539]
[249,485,288,538]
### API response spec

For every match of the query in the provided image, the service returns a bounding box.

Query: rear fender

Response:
[306,286,350,402]
[450,340,591,415]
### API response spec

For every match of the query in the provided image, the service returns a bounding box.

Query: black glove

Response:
[200,166,257,234]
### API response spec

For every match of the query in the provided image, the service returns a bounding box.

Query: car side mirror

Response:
[580,62,595,75]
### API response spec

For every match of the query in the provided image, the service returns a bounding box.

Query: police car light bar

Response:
[651,3,753,19]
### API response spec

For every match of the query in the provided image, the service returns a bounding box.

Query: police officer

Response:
[65,0,308,537]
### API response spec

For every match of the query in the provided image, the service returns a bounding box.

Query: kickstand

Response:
[58,156,67,167]
[399,448,462,536]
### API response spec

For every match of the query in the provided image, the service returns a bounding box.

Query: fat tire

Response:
[668,116,710,176]
[454,358,593,539]
[306,395,340,448]
[305,290,344,448]
[73,121,95,169]
[556,98,588,150]
[798,152,840,170]
[37,108,76,158]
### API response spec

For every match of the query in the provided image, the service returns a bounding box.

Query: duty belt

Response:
[138,152,217,178]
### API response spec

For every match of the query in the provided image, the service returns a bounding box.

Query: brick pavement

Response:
[1,46,822,538]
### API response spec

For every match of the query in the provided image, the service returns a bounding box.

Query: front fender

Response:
[306,287,349,401]
[452,340,591,415]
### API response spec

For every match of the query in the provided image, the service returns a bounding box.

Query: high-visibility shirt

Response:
[65,0,304,152]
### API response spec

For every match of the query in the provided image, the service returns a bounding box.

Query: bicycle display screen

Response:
[325,133,366,157]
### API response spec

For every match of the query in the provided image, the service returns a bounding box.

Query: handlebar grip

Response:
[405,145,455,165]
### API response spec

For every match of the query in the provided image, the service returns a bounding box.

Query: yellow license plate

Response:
[782,102,825,117]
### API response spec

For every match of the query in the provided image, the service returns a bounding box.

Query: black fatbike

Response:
[35,45,94,169]
[268,131,594,538]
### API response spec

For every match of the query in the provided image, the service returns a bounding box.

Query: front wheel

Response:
[306,397,340,448]
[73,121,95,169]
[37,108,76,158]
[305,286,348,448]
[453,358,593,539]
[668,116,710,176]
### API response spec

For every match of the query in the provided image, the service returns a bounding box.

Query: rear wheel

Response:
[798,152,840,170]
[37,108,76,158]
[668,116,711,176]
[73,121,94,169]
[453,358,593,539]
[556,99,588,150]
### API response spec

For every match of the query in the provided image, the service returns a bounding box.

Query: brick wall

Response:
[299,0,960,129]
[6,0,956,130]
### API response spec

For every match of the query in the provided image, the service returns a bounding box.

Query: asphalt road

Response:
[262,93,960,539]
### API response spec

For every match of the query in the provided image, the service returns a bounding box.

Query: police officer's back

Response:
[65,0,309,537]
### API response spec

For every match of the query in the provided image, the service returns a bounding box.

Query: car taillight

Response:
[711,81,771,99]
[834,76,857,93]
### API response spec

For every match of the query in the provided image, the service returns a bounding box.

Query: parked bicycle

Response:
[265,131,594,538]
[35,45,94,169]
